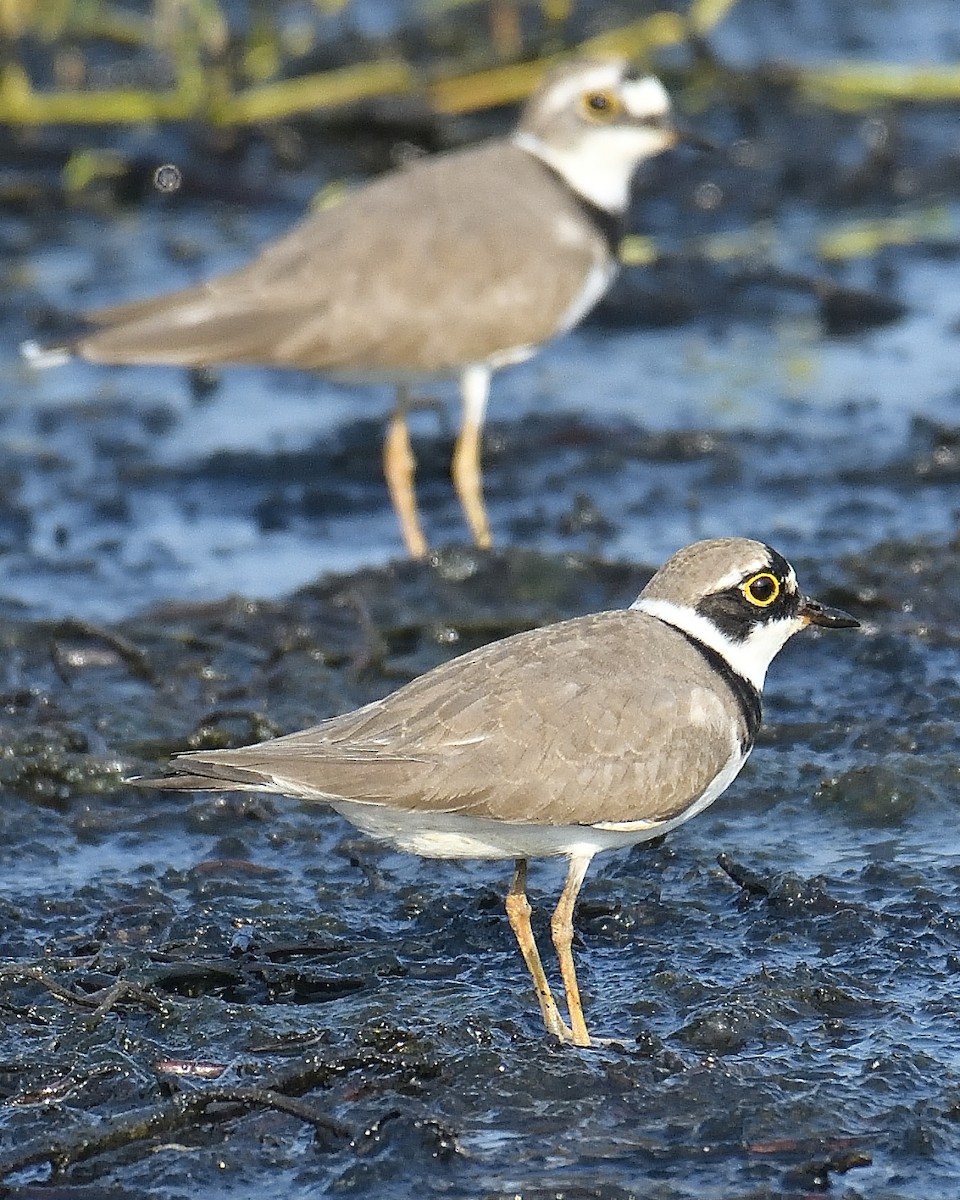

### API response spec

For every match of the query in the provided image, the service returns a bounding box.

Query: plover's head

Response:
[514,58,693,212]
[633,537,859,690]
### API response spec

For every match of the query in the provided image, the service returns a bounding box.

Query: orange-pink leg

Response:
[550,852,594,1048]
[505,858,574,1042]
[452,364,492,550]
[383,388,428,559]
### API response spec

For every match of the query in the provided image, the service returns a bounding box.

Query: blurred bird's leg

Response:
[452,364,492,549]
[505,858,574,1042]
[384,385,429,559]
[551,852,594,1048]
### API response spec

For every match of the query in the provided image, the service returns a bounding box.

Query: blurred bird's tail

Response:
[21,337,74,368]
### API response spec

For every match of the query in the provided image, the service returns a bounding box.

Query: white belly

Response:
[329,799,659,859]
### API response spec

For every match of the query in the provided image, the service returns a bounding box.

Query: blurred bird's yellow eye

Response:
[742,572,781,607]
[581,90,622,121]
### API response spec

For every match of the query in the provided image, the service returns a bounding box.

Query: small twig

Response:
[0,1085,351,1179]
[0,967,97,1009]
[84,979,167,1024]
[716,853,771,897]
[0,966,166,1019]
[52,617,157,683]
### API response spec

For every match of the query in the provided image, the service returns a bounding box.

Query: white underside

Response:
[556,257,618,336]
[330,799,649,859]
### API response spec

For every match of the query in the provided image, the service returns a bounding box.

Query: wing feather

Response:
[152,612,749,827]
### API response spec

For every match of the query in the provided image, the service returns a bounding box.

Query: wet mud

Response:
[0,539,958,1197]
[3,0,960,1195]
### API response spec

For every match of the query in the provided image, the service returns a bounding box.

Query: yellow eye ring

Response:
[581,90,622,122]
[742,572,781,607]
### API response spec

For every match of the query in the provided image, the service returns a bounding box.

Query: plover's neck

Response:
[632,596,787,693]
[512,131,634,215]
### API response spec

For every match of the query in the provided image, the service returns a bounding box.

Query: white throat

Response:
[512,130,635,213]
[632,597,801,691]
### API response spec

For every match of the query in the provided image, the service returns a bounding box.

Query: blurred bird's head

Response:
[514,58,698,212]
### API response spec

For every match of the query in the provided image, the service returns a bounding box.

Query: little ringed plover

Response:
[133,537,858,1046]
[25,58,703,558]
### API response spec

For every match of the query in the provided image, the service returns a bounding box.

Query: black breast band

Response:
[671,628,763,750]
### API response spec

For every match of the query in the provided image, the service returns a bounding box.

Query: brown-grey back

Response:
[173,610,749,827]
[80,143,609,375]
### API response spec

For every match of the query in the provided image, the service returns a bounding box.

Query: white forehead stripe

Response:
[621,75,671,119]
[706,558,769,593]
[535,63,626,118]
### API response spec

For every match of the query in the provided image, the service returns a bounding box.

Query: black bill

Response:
[800,596,860,629]
[673,124,718,152]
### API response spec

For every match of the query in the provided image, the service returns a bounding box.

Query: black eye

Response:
[742,572,780,607]
[588,93,610,111]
